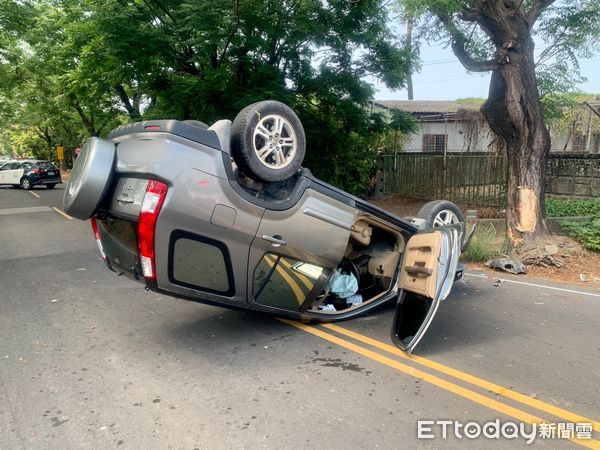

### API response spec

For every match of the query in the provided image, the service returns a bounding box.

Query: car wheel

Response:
[20,177,32,190]
[231,100,306,182]
[416,200,465,228]
[46,184,56,189]
[63,137,116,220]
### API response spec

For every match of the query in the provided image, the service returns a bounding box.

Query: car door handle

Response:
[405,266,433,276]
[262,234,287,247]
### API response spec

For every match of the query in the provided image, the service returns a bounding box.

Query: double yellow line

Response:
[264,255,315,305]
[280,319,600,449]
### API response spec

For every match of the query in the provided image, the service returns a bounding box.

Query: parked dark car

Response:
[0,160,61,189]
[64,101,472,353]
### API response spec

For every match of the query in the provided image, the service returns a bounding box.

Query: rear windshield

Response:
[100,219,137,252]
[35,161,58,170]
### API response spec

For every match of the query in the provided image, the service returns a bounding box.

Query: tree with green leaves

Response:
[1,0,415,193]
[401,0,600,245]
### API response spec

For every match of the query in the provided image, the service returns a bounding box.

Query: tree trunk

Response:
[114,85,141,121]
[479,22,551,246]
[73,103,99,137]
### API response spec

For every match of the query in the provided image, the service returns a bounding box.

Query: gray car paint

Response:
[65,118,462,337]
[64,138,116,220]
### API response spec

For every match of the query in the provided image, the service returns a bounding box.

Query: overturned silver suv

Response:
[64,101,470,352]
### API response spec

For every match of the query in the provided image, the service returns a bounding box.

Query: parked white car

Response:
[0,160,62,189]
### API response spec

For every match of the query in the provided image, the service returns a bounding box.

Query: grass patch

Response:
[546,197,600,217]
[461,226,509,263]
[561,219,600,252]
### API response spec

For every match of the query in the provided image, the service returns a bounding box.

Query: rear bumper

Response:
[32,177,62,186]
[96,220,145,283]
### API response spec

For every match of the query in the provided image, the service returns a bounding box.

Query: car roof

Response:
[0,159,53,165]
[19,159,51,163]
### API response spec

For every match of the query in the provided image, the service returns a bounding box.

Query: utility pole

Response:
[406,17,414,100]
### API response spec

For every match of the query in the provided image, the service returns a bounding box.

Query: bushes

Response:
[461,226,509,263]
[545,198,600,252]
[561,220,600,252]
[546,197,600,217]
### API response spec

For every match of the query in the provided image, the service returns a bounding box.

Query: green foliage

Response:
[399,0,600,125]
[544,92,600,137]
[546,197,600,217]
[461,226,509,263]
[374,109,418,155]
[389,110,418,134]
[0,0,415,194]
[561,219,600,252]
[0,125,44,158]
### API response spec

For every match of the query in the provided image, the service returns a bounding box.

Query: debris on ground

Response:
[516,238,579,269]
[473,236,600,288]
[486,258,527,274]
[579,273,600,283]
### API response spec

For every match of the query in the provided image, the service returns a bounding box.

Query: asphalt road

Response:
[1,185,599,449]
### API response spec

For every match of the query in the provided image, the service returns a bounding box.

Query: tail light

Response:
[138,180,168,280]
[31,169,44,174]
[90,218,107,261]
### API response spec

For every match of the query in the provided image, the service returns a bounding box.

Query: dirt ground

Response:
[471,244,600,289]
[371,197,600,289]
[370,197,425,218]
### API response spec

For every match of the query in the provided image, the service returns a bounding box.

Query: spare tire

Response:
[416,200,465,228]
[231,100,306,182]
[63,137,116,220]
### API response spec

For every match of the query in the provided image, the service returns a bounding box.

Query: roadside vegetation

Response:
[545,197,600,218]
[402,0,600,245]
[547,196,600,252]
[461,226,510,263]
[561,220,600,252]
[461,198,600,260]
[0,0,418,196]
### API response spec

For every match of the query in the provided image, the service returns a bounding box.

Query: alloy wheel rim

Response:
[252,114,297,169]
[433,209,461,227]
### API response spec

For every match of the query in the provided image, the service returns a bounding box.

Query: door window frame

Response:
[251,251,330,312]
[167,229,235,296]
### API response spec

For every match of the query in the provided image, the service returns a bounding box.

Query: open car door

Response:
[392,225,462,353]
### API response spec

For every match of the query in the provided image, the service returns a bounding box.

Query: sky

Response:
[372,43,600,101]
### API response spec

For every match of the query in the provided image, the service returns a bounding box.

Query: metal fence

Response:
[380,153,507,207]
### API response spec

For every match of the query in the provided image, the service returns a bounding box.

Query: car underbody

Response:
[64,101,468,352]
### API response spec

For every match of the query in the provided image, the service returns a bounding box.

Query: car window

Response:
[253,253,325,311]
[0,164,9,171]
[101,219,137,252]
[169,231,234,295]
[20,163,33,170]
[37,161,57,170]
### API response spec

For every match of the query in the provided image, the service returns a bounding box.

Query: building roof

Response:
[374,100,481,114]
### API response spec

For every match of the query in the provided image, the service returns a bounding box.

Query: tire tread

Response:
[230,101,305,182]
